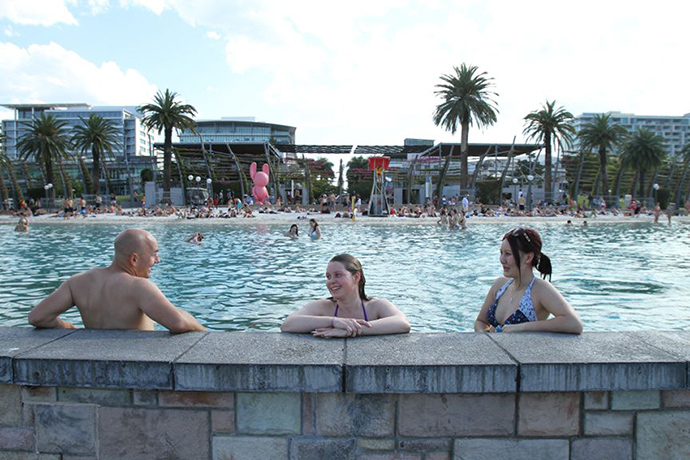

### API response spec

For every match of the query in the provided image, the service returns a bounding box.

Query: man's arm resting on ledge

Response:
[28,281,77,329]
[137,280,207,333]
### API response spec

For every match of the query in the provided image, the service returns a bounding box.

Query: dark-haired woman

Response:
[281,254,410,338]
[474,227,582,334]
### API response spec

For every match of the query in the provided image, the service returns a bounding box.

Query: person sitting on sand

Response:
[14,217,29,232]
[28,229,206,332]
[474,227,582,334]
[285,224,299,238]
[281,254,410,337]
[186,232,204,244]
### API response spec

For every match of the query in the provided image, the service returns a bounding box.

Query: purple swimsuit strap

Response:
[333,299,369,322]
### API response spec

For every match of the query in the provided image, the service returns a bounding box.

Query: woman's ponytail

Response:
[536,253,552,281]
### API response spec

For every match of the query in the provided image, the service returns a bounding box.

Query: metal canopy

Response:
[419,143,542,158]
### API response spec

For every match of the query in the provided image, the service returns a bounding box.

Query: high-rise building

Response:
[1,103,155,160]
[574,111,690,157]
[178,117,296,144]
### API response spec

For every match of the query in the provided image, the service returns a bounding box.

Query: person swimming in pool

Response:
[308,219,321,240]
[474,227,582,334]
[186,232,204,243]
[281,254,410,338]
[285,224,299,238]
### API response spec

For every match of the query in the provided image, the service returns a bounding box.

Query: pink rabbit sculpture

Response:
[250,162,270,204]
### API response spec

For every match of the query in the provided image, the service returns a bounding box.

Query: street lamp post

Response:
[43,183,53,210]
[526,174,534,212]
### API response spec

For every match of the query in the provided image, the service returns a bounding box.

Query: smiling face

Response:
[132,235,160,279]
[325,261,360,300]
[500,239,533,279]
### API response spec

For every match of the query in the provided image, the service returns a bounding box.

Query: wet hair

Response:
[309,219,319,228]
[289,224,299,235]
[329,254,370,300]
[502,227,552,281]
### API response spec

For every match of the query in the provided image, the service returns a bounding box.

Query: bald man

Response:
[29,229,206,332]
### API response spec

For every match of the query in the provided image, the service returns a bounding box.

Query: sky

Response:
[1,0,689,147]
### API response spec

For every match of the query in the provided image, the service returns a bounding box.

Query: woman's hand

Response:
[312,327,348,338]
[331,317,371,336]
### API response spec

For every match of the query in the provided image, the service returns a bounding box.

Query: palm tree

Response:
[16,113,70,202]
[139,89,197,201]
[523,101,575,203]
[621,128,666,205]
[576,113,627,202]
[674,143,690,205]
[433,64,498,197]
[71,114,121,196]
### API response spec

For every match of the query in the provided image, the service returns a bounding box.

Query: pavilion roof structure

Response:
[418,142,542,158]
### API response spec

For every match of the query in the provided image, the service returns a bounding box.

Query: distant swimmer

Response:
[186,232,204,244]
[14,217,29,232]
[285,224,299,238]
[309,219,322,240]
[28,229,207,332]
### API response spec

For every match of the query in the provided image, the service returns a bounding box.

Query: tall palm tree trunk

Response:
[674,160,689,206]
[598,147,609,202]
[44,156,55,202]
[92,145,101,196]
[612,161,625,204]
[101,161,112,199]
[79,156,94,197]
[7,162,24,202]
[544,132,553,203]
[629,171,639,199]
[21,161,33,190]
[572,150,586,200]
[0,170,9,206]
[163,126,173,202]
[460,124,469,195]
[646,168,658,204]
[57,157,72,199]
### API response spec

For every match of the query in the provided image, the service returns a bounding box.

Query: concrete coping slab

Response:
[174,332,345,392]
[1,327,688,393]
[0,327,76,383]
[489,332,687,392]
[345,333,517,393]
[13,329,207,389]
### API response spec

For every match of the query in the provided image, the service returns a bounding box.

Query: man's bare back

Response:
[29,229,206,332]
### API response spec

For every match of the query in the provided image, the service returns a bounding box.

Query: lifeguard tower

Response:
[367,156,391,217]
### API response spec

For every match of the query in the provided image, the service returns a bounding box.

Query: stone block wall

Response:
[2,385,690,459]
[1,328,690,459]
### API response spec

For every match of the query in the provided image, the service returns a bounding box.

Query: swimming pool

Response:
[1,220,688,332]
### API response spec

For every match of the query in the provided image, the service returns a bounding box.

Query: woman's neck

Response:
[335,294,362,312]
[513,269,535,290]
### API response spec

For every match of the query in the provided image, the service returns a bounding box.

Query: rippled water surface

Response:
[1,221,689,331]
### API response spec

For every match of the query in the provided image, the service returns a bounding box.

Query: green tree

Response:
[346,156,372,198]
[621,128,666,203]
[308,157,336,199]
[337,159,344,195]
[0,130,11,204]
[433,64,498,197]
[576,113,627,201]
[71,114,121,195]
[139,89,197,201]
[523,100,575,203]
[674,143,690,205]
[16,113,70,202]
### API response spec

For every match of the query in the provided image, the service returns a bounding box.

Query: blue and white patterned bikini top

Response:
[486,278,537,327]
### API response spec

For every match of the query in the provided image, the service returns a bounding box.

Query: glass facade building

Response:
[574,112,690,158]
[1,103,154,160]
[178,117,296,144]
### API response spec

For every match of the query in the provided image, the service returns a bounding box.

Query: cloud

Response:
[206,30,220,40]
[0,0,78,26]
[87,0,111,15]
[3,25,16,37]
[0,41,158,106]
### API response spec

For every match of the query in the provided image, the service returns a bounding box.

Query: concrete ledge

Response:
[489,333,687,392]
[345,334,517,393]
[174,333,344,392]
[1,327,688,393]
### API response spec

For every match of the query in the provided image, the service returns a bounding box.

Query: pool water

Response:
[1,221,689,332]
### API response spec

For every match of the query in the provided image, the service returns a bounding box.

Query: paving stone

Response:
[0,327,75,383]
[98,406,209,460]
[58,387,131,405]
[159,390,234,408]
[132,390,157,406]
[357,454,422,460]
[213,436,288,460]
[316,394,395,437]
[398,394,514,437]
[358,438,396,451]
[426,454,450,460]
[346,334,516,393]
[398,438,451,452]
[302,393,315,435]
[453,438,569,460]
[289,438,356,460]
[584,391,608,410]
[518,393,580,436]
[21,386,56,403]
[0,453,40,460]
[662,390,690,407]
[38,455,61,460]
[211,410,235,434]
[0,384,22,426]
[0,426,34,451]
[610,390,660,410]
[14,329,205,389]
[571,437,632,460]
[636,411,690,459]
[175,332,344,392]
[34,403,97,455]
[584,411,633,436]
[236,392,300,434]
[490,332,685,392]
